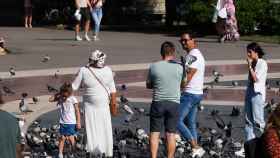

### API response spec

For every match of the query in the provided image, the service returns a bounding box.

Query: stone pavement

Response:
[0,27,280,71]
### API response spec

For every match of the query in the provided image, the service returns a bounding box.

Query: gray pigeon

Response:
[46,84,59,93]
[32,96,39,104]
[42,54,51,63]
[19,98,33,113]
[54,70,59,79]
[3,86,15,95]
[9,67,16,76]
[232,81,239,87]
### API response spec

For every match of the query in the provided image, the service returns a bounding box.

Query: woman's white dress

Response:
[72,66,116,157]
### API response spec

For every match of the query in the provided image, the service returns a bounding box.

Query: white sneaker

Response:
[93,35,100,41]
[235,147,245,157]
[75,35,82,41]
[84,35,91,41]
[58,153,63,158]
[191,147,205,158]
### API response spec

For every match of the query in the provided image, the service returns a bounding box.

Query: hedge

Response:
[181,0,280,35]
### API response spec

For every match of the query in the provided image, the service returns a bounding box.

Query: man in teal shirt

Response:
[0,99,23,158]
[147,41,185,158]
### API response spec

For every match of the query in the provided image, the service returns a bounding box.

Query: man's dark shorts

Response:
[76,7,91,23]
[150,101,179,133]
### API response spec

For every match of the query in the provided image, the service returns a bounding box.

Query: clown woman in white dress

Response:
[72,50,117,157]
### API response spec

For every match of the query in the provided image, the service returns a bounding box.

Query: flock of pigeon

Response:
[21,92,246,158]
[1,56,280,158]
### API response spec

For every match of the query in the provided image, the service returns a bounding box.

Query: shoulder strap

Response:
[87,67,111,98]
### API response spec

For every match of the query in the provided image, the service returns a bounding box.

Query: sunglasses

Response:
[180,38,191,43]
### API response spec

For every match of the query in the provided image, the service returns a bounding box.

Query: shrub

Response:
[236,0,268,34]
[181,0,280,35]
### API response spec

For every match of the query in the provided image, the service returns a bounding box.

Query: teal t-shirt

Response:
[0,110,21,158]
[147,61,183,103]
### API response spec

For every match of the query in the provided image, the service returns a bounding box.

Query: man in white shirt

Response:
[244,42,267,141]
[177,33,205,158]
[75,0,92,41]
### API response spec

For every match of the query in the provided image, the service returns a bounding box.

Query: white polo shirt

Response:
[184,49,205,95]
[252,58,268,101]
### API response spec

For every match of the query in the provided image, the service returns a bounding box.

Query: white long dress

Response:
[72,66,116,157]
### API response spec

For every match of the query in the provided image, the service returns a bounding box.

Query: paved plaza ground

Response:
[1,27,280,71]
[0,26,280,157]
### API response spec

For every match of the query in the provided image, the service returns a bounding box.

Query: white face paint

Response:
[89,50,107,68]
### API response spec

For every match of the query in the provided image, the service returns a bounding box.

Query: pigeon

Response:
[134,107,145,114]
[212,70,223,77]
[123,104,134,115]
[54,70,59,79]
[231,81,239,87]
[121,84,127,90]
[120,95,129,104]
[225,121,232,137]
[277,88,280,95]
[19,98,33,113]
[32,96,39,104]
[214,76,220,83]
[212,112,226,130]
[270,98,276,105]
[21,93,28,98]
[230,106,240,117]
[215,138,224,149]
[0,37,4,46]
[211,109,220,116]
[46,84,59,93]
[124,115,133,123]
[32,126,41,133]
[9,67,16,76]
[276,80,280,86]
[203,87,209,94]
[42,55,51,63]
[215,119,225,130]
[0,91,4,104]
[3,86,15,95]
[266,81,271,90]
[198,104,204,111]
[136,128,148,140]
[265,98,277,113]
[118,139,127,153]
[212,70,223,84]
[39,132,47,138]
[41,127,48,133]
[51,124,59,131]
[210,128,217,135]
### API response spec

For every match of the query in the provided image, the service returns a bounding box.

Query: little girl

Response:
[49,83,81,158]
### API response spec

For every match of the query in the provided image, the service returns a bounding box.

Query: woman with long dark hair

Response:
[244,42,268,141]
